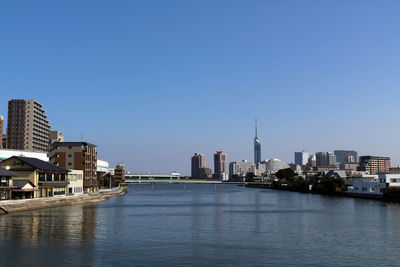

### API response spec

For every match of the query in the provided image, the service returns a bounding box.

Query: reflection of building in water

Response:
[0,204,97,244]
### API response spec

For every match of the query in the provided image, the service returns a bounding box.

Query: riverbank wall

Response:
[245,183,400,202]
[0,184,127,215]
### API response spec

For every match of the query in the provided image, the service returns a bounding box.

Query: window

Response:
[60,173,65,181]
[46,173,52,182]
[39,172,45,182]
[68,162,72,166]
[54,173,60,182]
[68,146,72,149]
[68,154,72,158]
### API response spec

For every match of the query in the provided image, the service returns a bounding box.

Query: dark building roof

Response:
[51,142,97,147]
[0,167,17,177]
[10,156,70,172]
[12,180,36,188]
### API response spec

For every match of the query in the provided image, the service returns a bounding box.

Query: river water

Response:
[1,184,400,266]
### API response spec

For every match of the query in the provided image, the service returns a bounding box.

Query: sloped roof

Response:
[11,156,70,172]
[0,166,17,177]
[12,180,36,188]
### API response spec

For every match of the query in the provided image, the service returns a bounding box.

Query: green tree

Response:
[275,168,296,181]
[244,172,256,182]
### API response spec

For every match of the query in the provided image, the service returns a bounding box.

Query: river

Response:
[1,184,400,266]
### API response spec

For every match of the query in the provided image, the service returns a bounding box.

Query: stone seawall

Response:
[0,184,127,215]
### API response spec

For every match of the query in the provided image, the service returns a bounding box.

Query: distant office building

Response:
[229,160,256,178]
[308,155,316,168]
[198,167,213,179]
[265,158,290,174]
[315,152,336,168]
[7,99,51,152]
[334,150,358,167]
[389,167,400,174]
[254,120,261,164]
[49,130,64,145]
[0,116,3,148]
[1,133,6,149]
[358,156,391,174]
[191,153,206,178]
[294,151,309,166]
[214,151,227,175]
[50,142,98,192]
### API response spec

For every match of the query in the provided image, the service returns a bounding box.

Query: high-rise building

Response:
[6,99,51,152]
[191,153,206,178]
[49,130,64,145]
[229,160,256,179]
[0,116,3,148]
[315,152,336,168]
[254,119,261,164]
[294,151,309,166]
[334,150,358,166]
[358,156,391,174]
[50,142,98,192]
[214,151,227,175]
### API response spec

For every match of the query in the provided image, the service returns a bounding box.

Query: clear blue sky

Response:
[1,0,400,175]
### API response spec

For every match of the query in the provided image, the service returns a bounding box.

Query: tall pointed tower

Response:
[254,119,261,164]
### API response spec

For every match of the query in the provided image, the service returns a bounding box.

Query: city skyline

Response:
[2,1,400,175]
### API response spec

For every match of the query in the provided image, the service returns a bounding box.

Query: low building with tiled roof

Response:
[0,156,70,198]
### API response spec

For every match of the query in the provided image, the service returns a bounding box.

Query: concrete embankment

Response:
[0,184,127,215]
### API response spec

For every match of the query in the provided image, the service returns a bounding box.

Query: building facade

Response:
[49,130,64,145]
[67,169,84,195]
[7,100,51,152]
[0,116,3,149]
[114,163,126,181]
[229,160,256,178]
[50,142,98,192]
[191,153,206,178]
[294,151,309,166]
[0,156,69,198]
[358,156,391,174]
[315,152,336,168]
[214,151,227,175]
[334,150,358,167]
[0,166,16,200]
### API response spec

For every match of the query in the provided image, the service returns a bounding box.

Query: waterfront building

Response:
[254,120,261,164]
[0,166,17,200]
[294,151,309,166]
[0,156,69,198]
[229,160,256,179]
[6,99,51,152]
[0,148,49,162]
[214,151,227,175]
[358,156,391,174]
[114,163,126,181]
[50,142,98,192]
[315,152,336,168]
[0,116,3,148]
[334,150,358,167]
[67,169,84,195]
[348,174,400,197]
[191,153,206,178]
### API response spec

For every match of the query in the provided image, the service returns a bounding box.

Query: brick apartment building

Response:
[50,142,98,192]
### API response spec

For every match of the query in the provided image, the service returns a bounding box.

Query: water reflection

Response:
[0,204,97,244]
[2,184,400,266]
